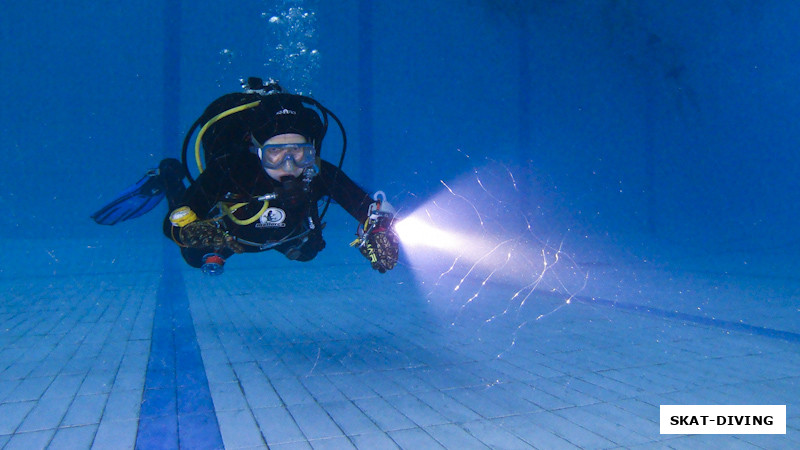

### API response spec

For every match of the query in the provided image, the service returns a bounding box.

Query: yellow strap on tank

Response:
[219,200,269,226]
[195,100,262,173]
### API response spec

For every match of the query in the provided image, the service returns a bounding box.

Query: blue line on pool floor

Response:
[136,245,223,449]
[572,295,800,344]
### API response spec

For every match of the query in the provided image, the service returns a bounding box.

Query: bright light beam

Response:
[393,157,589,359]
[394,216,465,251]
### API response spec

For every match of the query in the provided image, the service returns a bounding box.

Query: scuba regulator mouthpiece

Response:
[275,175,311,209]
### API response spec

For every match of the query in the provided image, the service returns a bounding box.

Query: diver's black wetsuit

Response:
[161,92,373,268]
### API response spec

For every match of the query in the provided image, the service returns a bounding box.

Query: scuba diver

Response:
[92,77,399,275]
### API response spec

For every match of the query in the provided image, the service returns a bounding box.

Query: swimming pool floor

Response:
[0,236,797,449]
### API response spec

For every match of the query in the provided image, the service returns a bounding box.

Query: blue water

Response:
[1,0,798,448]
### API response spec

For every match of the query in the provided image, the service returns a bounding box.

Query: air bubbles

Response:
[216,48,235,88]
[262,1,320,95]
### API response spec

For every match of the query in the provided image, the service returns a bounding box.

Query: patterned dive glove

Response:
[350,191,399,273]
[179,220,244,253]
[360,227,399,273]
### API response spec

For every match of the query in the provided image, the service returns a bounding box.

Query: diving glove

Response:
[351,191,399,273]
[359,228,399,273]
[179,220,244,253]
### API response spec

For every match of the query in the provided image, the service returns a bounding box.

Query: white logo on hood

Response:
[275,108,296,116]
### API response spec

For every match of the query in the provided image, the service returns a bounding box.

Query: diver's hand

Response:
[359,229,399,273]
[179,220,244,253]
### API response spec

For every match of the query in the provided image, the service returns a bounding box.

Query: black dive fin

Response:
[91,170,167,225]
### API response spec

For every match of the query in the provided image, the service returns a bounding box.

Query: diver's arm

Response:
[180,165,227,218]
[316,160,399,272]
[180,152,263,218]
[162,167,222,246]
[316,160,373,223]
[163,153,257,249]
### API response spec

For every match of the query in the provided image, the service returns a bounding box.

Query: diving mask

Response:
[251,138,316,170]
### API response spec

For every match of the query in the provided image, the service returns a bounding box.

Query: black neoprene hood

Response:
[252,93,325,146]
